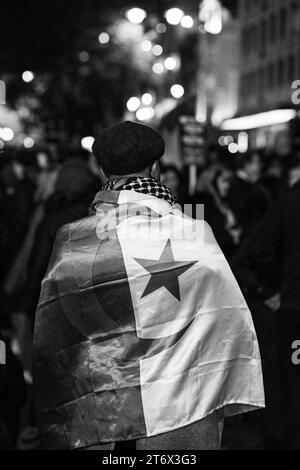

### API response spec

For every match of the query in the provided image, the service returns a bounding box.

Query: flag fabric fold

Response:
[33,189,264,449]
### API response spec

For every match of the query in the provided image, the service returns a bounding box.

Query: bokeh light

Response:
[127,96,141,112]
[152,44,163,56]
[141,40,152,52]
[126,8,147,24]
[24,137,35,148]
[165,8,184,26]
[181,15,194,28]
[142,93,153,106]
[152,63,164,74]
[78,51,90,63]
[156,23,167,34]
[22,71,34,83]
[228,142,239,154]
[170,84,184,99]
[81,136,95,152]
[136,106,155,121]
[98,32,110,44]
[164,57,177,71]
[0,127,14,141]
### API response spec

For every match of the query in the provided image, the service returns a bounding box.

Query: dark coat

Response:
[22,194,97,319]
[231,180,300,445]
[250,180,300,321]
[0,177,34,281]
[21,158,100,319]
[0,335,27,447]
[227,176,270,237]
[186,191,235,259]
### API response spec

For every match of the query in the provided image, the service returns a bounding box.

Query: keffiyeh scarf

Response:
[102,176,177,207]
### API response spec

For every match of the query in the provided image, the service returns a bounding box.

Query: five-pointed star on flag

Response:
[134,239,198,301]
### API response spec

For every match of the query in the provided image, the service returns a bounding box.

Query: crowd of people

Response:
[0,139,300,449]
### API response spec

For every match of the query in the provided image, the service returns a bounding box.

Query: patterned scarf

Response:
[102,176,177,207]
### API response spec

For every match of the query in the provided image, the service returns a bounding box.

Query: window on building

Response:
[242,27,250,56]
[278,58,285,86]
[238,0,246,19]
[279,7,287,40]
[249,25,257,54]
[260,20,267,57]
[270,13,277,44]
[259,67,267,90]
[268,63,276,89]
[290,1,300,35]
[288,55,296,82]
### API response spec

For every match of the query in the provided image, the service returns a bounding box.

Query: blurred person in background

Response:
[1,148,99,449]
[0,152,35,295]
[34,150,59,204]
[227,151,270,240]
[191,165,237,258]
[160,164,186,206]
[244,157,300,449]
[228,188,279,449]
[4,149,59,300]
[33,122,264,451]
[260,157,284,201]
[21,150,100,324]
[3,148,59,385]
[0,332,27,449]
[207,145,221,167]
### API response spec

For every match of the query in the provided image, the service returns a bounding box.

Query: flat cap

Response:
[92,121,165,175]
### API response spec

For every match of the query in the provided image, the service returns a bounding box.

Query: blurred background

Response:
[1,0,300,450]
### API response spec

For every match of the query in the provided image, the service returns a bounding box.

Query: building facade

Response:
[238,0,300,114]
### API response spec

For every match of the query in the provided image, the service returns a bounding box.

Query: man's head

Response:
[92,121,165,184]
[235,151,262,183]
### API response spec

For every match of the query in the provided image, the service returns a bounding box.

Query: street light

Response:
[126,8,147,24]
[199,0,223,35]
[165,8,184,26]
[205,15,222,34]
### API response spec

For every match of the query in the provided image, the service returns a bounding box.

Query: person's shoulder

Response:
[56,214,95,240]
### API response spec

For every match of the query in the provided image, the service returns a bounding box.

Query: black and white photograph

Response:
[0,0,300,454]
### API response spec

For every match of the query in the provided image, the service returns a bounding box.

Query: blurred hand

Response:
[264,293,281,312]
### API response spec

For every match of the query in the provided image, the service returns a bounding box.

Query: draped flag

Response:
[33,189,265,449]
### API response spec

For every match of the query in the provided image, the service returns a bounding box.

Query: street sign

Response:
[179,115,206,166]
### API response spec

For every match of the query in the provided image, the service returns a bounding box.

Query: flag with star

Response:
[33,190,265,450]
